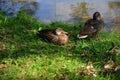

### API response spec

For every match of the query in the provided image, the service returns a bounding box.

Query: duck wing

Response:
[37,29,53,40]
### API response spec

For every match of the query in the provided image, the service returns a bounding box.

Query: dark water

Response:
[0,0,120,31]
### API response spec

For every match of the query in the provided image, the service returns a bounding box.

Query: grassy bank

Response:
[0,11,120,80]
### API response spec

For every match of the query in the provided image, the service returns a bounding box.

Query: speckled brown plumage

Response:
[37,28,68,45]
[77,12,105,39]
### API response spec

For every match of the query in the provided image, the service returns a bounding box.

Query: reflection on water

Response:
[69,2,90,23]
[0,0,120,31]
[0,0,38,17]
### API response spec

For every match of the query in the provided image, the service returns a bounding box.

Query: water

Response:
[0,0,120,31]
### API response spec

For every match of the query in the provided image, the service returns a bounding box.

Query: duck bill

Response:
[64,31,68,35]
[77,34,88,39]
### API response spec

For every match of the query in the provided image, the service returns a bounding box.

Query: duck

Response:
[37,28,68,45]
[77,12,105,39]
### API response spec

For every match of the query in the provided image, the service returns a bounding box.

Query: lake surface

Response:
[0,0,120,31]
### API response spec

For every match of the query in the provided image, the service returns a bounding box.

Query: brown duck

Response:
[37,28,68,45]
[77,12,105,39]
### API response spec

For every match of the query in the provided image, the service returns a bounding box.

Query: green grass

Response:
[0,11,120,80]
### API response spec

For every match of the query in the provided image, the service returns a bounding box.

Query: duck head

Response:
[93,12,101,20]
[54,28,68,35]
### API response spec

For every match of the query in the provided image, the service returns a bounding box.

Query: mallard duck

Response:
[77,12,105,39]
[37,28,68,45]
